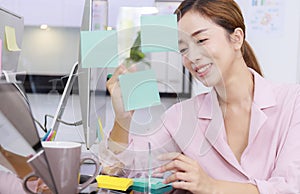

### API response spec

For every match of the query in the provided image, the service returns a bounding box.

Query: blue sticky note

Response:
[140,14,178,53]
[80,30,119,68]
[119,70,161,111]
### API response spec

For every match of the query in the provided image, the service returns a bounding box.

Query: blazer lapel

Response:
[247,69,276,146]
[197,69,277,176]
[199,90,245,172]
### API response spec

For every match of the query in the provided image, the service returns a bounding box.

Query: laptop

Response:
[0,82,42,152]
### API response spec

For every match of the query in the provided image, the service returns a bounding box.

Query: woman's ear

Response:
[230,27,244,50]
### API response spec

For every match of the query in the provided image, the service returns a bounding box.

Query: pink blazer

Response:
[109,69,300,193]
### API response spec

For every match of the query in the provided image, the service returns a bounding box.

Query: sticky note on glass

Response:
[119,70,161,111]
[5,26,21,51]
[80,30,119,68]
[140,14,178,53]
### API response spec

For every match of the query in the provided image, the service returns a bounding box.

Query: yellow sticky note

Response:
[96,175,133,191]
[5,26,21,51]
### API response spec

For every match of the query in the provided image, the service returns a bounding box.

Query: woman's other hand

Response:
[157,152,218,194]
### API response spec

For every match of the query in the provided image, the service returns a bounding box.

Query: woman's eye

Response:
[197,39,208,44]
[179,48,188,54]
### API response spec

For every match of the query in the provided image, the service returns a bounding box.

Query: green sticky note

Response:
[133,177,172,189]
[119,70,161,111]
[80,30,119,68]
[140,14,178,53]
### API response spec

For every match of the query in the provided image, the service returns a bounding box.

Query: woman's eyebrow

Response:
[178,28,208,44]
[191,28,208,37]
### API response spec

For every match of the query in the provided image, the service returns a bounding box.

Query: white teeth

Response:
[197,63,211,73]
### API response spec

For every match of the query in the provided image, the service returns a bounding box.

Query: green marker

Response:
[107,74,112,80]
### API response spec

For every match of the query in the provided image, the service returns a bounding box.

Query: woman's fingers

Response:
[106,64,127,95]
[163,171,191,184]
[107,65,126,86]
[127,63,137,73]
[107,63,138,92]
[171,181,192,191]
[157,152,181,161]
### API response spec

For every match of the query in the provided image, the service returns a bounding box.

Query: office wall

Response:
[242,0,300,84]
[18,26,80,75]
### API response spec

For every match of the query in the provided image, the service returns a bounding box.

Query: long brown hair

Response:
[175,0,263,76]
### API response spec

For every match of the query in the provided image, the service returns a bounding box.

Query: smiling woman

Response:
[106,0,300,194]
[176,0,262,76]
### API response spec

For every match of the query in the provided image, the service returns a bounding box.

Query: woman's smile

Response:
[193,63,213,77]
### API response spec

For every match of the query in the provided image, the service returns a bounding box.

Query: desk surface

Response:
[79,164,191,194]
[80,183,191,194]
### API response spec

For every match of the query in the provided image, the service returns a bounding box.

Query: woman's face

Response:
[178,11,239,87]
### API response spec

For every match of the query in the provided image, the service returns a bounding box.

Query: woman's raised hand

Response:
[106,64,136,124]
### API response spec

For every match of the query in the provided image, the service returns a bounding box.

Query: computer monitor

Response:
[0,6,23,74]
[77,0,107,149]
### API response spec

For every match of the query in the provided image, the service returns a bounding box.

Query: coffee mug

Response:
[23,141,100,194]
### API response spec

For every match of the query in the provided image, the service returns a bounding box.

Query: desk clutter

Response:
[95,175,172,193]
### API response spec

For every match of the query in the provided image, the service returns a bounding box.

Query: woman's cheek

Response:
[182,55,191,68]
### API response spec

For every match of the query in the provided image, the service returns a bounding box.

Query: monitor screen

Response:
[77,0,107,149]
[0,6,24,73]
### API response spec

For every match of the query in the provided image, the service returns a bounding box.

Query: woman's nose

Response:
[186,44,205,64]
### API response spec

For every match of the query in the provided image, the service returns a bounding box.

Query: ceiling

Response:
[0,0,85,27]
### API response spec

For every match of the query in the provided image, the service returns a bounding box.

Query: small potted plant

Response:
[123,31,150,68]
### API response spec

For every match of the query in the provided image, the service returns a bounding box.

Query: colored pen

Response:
[42,129,52,141]
[49,131,57,141]
[97,117,104,141]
